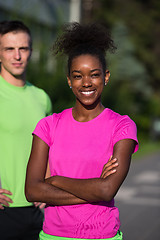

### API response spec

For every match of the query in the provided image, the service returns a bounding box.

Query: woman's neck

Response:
[72,103,105,122]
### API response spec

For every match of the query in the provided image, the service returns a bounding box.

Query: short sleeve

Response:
[113,115,139,153]
[32,114,59,147]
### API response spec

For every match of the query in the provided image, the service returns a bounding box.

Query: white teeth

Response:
[82,91,94,95]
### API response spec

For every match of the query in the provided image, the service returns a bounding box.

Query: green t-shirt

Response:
[0,75,52,207]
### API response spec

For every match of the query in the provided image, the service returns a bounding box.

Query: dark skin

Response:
[25,54,136,206]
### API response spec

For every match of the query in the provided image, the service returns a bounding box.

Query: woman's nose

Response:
[82,76,92,87]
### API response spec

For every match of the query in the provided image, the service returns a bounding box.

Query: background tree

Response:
[88,0,160,139]
[1,0,160,140]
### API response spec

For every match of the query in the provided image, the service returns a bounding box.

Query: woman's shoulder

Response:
[104,108,136,130]
[106,108,133,121]
[41,108,71,124]
[105,108,126,121]
[33,109,71,146]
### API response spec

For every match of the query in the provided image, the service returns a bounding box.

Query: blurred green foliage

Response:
[92,0,160,140]
[1,0,160,140]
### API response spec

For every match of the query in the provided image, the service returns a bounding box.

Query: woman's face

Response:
[67,54,109,108]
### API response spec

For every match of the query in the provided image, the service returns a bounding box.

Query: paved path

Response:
[115,151,160,240]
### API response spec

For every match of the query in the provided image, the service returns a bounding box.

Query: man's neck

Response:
[0,71,26,87]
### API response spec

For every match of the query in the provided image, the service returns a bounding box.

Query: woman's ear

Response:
[104,70,110,86]
[67,76,72,88]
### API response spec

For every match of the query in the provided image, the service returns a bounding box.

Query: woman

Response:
[25,22,138,240]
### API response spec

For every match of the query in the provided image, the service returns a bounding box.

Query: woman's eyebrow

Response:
[71,70,81,73]
[72,69,101,74]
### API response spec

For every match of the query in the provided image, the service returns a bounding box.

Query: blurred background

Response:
[0,1,160,239]
[0,0,160,153]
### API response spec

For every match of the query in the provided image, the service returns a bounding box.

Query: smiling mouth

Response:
[81,90,95,95]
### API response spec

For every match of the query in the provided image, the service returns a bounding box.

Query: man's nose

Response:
[14,49,21,60]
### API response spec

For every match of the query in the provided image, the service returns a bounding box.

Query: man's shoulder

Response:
[26,81,45,92]
[26,81,49,97]
[26,82,52,115]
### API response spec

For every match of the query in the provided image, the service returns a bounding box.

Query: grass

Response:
[133,139,160,160]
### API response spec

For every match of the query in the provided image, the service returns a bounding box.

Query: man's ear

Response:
[104,70,110,85]
[67,76,72,88]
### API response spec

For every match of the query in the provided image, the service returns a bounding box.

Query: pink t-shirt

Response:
[33,108,138,238]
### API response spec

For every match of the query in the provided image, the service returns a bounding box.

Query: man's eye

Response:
[20,47,30,51]
[6,48,13,51]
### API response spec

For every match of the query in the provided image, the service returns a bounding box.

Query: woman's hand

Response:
[100,156,118,179]
[49,139,135,203]
[26,135,135,204]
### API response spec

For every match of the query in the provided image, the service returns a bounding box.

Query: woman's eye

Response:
[74,75,81,79]
[92,73,100,78]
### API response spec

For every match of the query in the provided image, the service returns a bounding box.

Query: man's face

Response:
[0,31,32,79]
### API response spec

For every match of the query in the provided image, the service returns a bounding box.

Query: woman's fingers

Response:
[101,158,118,178]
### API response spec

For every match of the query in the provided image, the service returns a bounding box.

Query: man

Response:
[0,20,52,240]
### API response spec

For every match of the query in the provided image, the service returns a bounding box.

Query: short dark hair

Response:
[0,20,32,48]
[52,22,116,76]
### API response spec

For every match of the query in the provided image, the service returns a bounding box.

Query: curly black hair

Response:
[53,22,116,75]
